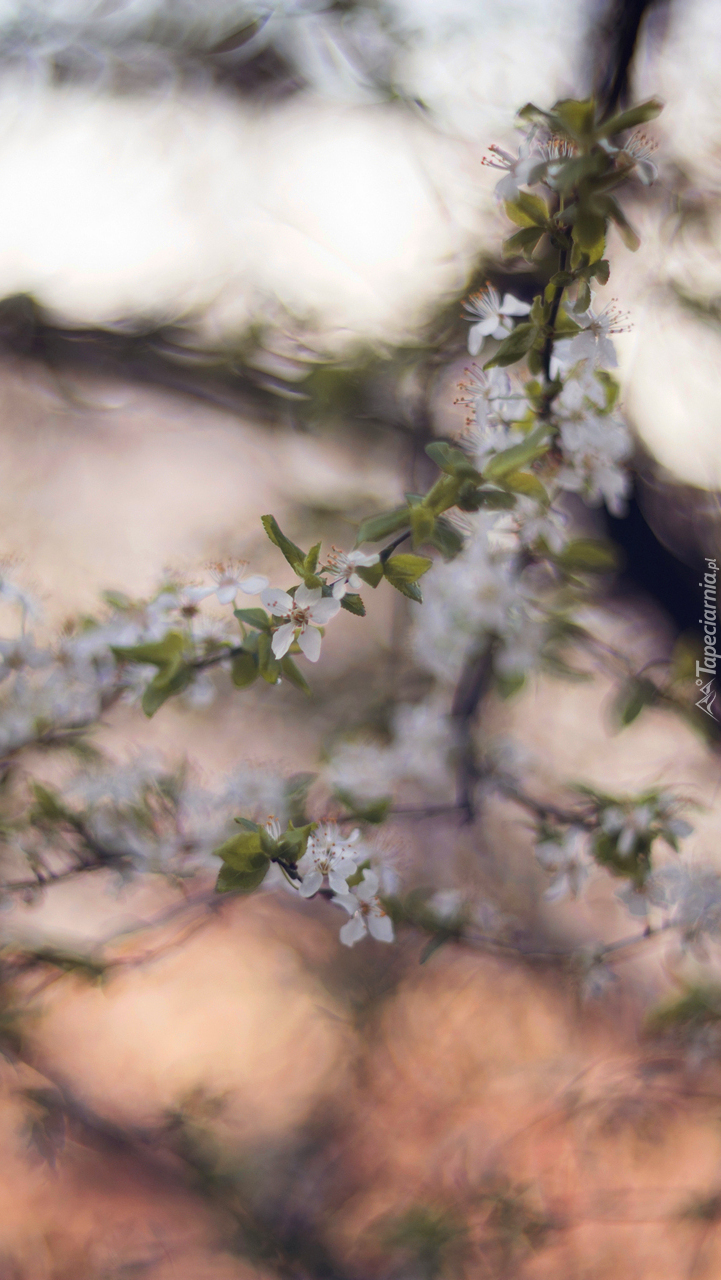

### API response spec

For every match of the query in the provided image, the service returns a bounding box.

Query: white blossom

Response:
[556,412,632,516]
[186,561,269,606]
[260,583,341,662]
[462,285,531,356]
[535,826,591,901]
[481,139,540,201]
[323,548,379,599]
[601,803,653,855]
[567,299,630,369]
[333,869,394,946]
[296,822,361,897]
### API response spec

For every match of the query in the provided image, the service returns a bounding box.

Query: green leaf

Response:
[260,514,305,573]
[333,787,392,824]
[141,664,192,717]
[214,830,263,865]
[284,772,316,825]
[504,191,548,228]
[425,441,480,481]
[383,554,432,584]
[356,560,384,588]
[31,783,70,822]
[257,631,281,684]
[430,516,465,558]
[500,470,548,501]
[483,423,550,480]
[572,208,606,256]
[483,322,537,369]
[112,631,185,668]
[502,226,543,260]
[599,98,663,138]
[590,258,610,285]
[304,542,321,574]
[495,671,526,699]
[215,855,270,894]
[231,650,258,688]
[552,97,597,139]
[355,507,411,545]
[234,817,260,832]
[595,195,640,250]
[234,607,271,631]
[387,576,423,603]
[340,593,366,616]
[279,654,311,696]
[409,506,436,549]
[554,537,618,573]
[613,676,658,727]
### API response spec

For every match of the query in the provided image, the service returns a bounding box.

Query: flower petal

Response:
[183,585,215,602]
[356,869,380,901]
[271,622,295,659]
[239,575,269,594]
[368,912,394,943]
[340,914,367,946]
[500,293,531,316]
[468,324,485,356]
[332,580,347,599]
[328,868,352,894]
[332,892,359,916]
[299,870,323,898]
[216,584,238,605]
[295,583,322,608]
[298,626,322,663]
[310,597,341,625]
[261,588,293,615]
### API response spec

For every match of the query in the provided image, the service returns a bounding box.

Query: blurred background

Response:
[2,1,721,1276]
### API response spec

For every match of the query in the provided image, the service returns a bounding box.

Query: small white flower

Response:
[568,299,630,369]
[616,883,649,917]
[617,131,658,185]
[535,826,590,901]
[481,139,540,201]
[296,822,361,897]
[324,547,380,599]
[333,869,394,946]
[186,561,269,606]
[601,804,652,855]
[462,285,531,356]
[260,582,341,662]
[264,815,282,842]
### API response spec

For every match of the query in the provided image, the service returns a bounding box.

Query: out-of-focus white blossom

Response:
[186,562,269,605]
[535,826,591,900]
[333,869,394,945]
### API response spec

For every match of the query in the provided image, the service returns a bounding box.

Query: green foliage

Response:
[234,607,271,631]
[339,592,366,616]
[482,422,549,480]
[333,787,392,824]
[112,630,192,717]
[483,321,537,368]
[230,650,258,688]
[613,676,658,727]
[554,538,619,574]
[260,515,322,587]
[355,506,411,545]
[383,554,432,597]
[381,1204,467,1280]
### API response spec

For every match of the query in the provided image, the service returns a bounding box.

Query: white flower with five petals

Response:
[261,583,341,663]
[324,548,380,599]
[333,869,394,946]
[186,562,269,605]
[296,822,361,897]
[462,286,531,356]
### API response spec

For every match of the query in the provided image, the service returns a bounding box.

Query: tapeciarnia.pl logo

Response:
[697,557,719,718]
